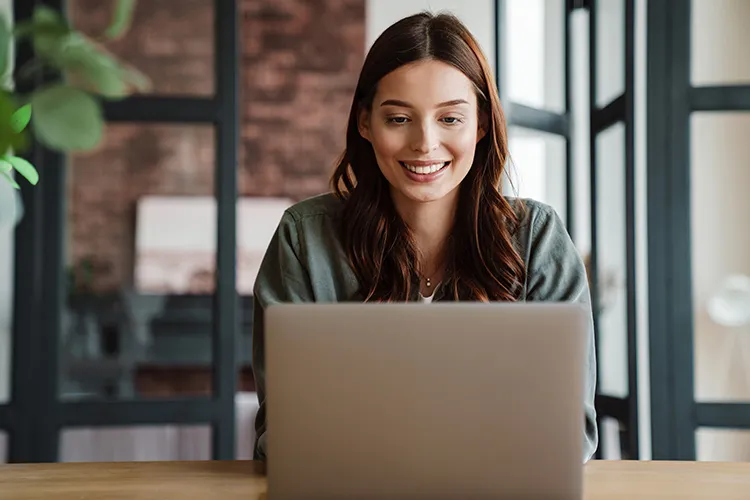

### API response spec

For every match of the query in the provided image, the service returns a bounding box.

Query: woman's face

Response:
[359,60,485,208]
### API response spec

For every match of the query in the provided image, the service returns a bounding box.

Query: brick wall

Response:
[67,0,364,292]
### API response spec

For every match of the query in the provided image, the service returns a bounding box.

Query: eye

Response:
[386,116,409,125]
[441,116,464,125]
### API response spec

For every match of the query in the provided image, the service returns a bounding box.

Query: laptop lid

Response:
[265,302,588,500]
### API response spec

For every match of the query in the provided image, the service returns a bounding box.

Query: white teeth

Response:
[403,162,446,174]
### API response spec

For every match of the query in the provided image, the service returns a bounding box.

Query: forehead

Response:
[374,60,476,108]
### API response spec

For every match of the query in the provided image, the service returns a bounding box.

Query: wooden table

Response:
[1,459,749,499]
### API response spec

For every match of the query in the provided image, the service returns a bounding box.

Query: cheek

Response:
[370,128,404,158]
[447,129,479,162]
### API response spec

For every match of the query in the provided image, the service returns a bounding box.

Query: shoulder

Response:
[505,196,562,234]
[505,197,579,270]
[283,192,344,224]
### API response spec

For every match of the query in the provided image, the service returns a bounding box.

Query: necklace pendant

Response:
[426,278,431,288]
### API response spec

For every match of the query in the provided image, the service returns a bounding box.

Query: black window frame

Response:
[0,0,240,462]
[495,0,639,460]
[647,0,750,461]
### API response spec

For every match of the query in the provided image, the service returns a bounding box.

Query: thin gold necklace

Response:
[417,269,440,289]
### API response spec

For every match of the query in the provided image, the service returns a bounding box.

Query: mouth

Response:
[398,161,451,176]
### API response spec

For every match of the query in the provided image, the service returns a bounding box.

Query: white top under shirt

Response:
[420,293,434,303]
[420,283,439,303]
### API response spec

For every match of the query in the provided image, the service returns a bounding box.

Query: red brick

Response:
[66,0,364,292]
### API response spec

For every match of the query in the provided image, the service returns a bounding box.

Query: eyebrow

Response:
[379,99,470,108]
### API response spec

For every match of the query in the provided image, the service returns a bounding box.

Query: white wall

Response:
[0,0,14,405]
[365,0,494,72]
[634,0,651,461]
[690,0,750,462]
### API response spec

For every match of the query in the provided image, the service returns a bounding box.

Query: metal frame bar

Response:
[647,0,750,460]
[6,0,64,464]
[596,395,629,419]
[666,0,696,461]
[6,0,240,462]
[103,96,219,123]
[211,0,240,461]
[564,0,575,235]
[645,0,679,460]
[587,0,639,460]
[696,404,750,429]
[61,399,217,427]
[623,0,639,459]
[506,103,570,136]
[592,94,625,133]
[689,85,750,112]
[0,406,13,429]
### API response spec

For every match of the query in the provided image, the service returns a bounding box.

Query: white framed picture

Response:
[134,196,292,295]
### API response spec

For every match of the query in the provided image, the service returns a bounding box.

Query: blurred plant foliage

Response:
[0,0,150,190]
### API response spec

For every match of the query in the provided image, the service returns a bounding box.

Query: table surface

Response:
[1,459,749,499]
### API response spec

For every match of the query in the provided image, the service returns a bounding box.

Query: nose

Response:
[410,122,438,153]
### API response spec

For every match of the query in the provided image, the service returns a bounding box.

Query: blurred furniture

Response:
[0,393,260,462]
[61,293,255,400]
[2,460,750,499]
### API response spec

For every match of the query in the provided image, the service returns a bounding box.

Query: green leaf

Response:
[120,65,151,93]
[60,35,130,98]
[30,85,103,152]
[105,0,137,40]
[30,7,72,62]
[0,91,16,156]
[33,6,66,27]
[5,155,38,185]
[10,104,32,133]
[0,159,10,173]
[1,170,19,189]
[0,15,10,81]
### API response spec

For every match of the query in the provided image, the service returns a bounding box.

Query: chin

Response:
[395,183,460,205]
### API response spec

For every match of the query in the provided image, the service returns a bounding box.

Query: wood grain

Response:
[1,459,749,499]
[0,460,267,500]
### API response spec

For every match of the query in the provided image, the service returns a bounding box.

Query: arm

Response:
[251,211,315,461]
[524,204,599,463]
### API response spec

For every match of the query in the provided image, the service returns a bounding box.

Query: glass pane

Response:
[570,7,592,255]
[60,425,211,462]
[595,0,625,108]
[68,0,215,96]
[692,113,750,402]
[238,0,364,395]
[595,122,628,398]
[236,392,261,460]
[0,179,15,404]
[506,0,565,112]
[62,123,217,401]
[0,430,6,463]
[600,416,623,460]
[696,428,750,461]
[506,127,567,223]
[692,0,750,86]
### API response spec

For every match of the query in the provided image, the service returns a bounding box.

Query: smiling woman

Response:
[251,11,598,463]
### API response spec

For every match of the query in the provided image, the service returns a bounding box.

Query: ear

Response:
[476,111,489,143]
[358,108,372,142]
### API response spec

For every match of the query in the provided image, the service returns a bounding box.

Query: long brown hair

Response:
[330,12,526,302]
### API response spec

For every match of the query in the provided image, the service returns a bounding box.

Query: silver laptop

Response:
[265,302,589,500]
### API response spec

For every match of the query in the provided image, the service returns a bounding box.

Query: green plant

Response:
[0,0,149,190]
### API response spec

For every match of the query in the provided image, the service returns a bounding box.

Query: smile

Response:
[398,161,451,175]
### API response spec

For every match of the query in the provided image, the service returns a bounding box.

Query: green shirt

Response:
[251,193,598,462]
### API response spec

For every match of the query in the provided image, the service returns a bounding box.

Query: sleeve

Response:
[251,211,315,461]
[524,205,599,463]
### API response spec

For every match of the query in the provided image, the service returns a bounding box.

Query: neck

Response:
[392,190,458,276]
